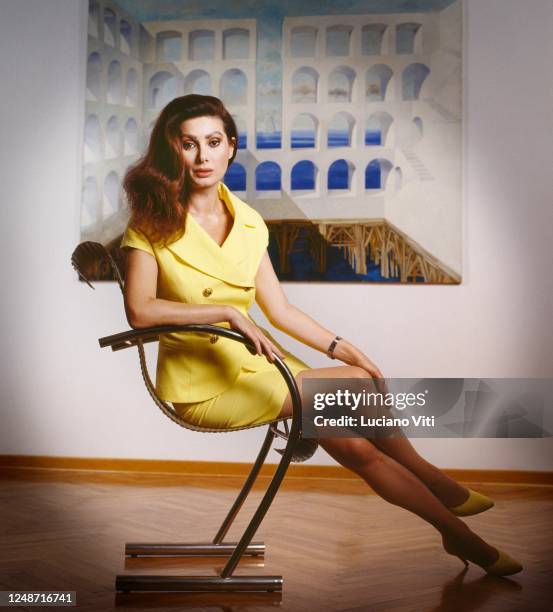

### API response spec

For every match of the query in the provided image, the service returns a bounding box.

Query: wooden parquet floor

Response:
[0,469,552,612]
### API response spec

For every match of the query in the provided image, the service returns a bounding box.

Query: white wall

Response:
[0,0,551,470]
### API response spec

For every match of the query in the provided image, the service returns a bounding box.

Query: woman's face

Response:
[178,115,235,190]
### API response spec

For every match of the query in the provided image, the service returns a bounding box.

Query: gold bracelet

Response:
[326,336,343,359]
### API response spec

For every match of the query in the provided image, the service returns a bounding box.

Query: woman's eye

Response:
[209,139,221,147]
[182,142,195,150]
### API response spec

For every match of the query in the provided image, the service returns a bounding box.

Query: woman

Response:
[121,94,521,577]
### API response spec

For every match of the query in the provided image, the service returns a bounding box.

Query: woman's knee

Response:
[344,365,373,380]
[319,437,382,474]
[278,366,374,419]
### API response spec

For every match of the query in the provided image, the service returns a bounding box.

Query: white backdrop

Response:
[0,0,552,469]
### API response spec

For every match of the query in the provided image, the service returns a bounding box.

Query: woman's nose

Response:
[196,146,209,162]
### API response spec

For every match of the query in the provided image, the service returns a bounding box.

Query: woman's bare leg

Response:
[368,435,470,507]
[285,366,469,506]
[277,365,498,567]
[316,435,498,566]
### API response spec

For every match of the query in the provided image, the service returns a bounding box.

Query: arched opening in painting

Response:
[291,160,317,193]
[396,22,422,55]
[105,115,120,159]
[103,8,117,46]
[124,118,139,155]
[220,69,247,106]
[361,24,387,55]
[224,162,246,192]
[256,162,281,194]
[291,67,318,103]
[328,159,354,191]
[189,29,215,60]
[327,112,355,148]
[365,111,393,146]
[365,158,393,190]
[290,26,317,58]
[86,52,102,101]
[325,25,352,56]
[328,66,355,103]
[365,64,393,101]
[402,63,430,100]
[223,28,249,59]
[393,166,403,192]
[126,68,138,106]
[119,20,132,54]
[291,113,317,149]
[156,31,182,62]
[107,60,122,105]
[183,69,211,95]
[413,116,423,142]
[84,114,102,163]
[103,171,120,217]
[148,71,177,109]
[88,1,99,37]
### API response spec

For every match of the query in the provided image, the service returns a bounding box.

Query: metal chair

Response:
[71,241,319,594]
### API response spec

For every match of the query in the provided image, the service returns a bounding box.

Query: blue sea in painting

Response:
[328,129,350,147]
[328,160,349,189]
[256,132,282,149]
[365,162,382,188]
[256,162,281,190]
[268,231,423,282]
[291,129,315,149]
[291,160,315,190]
[224,164,246,191]
[365,129,382,145]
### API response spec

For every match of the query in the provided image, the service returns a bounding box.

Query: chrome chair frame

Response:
[72,241,318,594]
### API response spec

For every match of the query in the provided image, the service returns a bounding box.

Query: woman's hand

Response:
[227,308,286,363]
[333,339,389,395]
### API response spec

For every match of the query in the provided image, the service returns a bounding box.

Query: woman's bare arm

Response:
[124,248,231,328]
[124,248,285,361]
[254,251,384,378]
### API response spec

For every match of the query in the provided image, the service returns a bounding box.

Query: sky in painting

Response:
[113,0,458,133]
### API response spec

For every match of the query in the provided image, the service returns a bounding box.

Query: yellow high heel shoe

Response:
[446,543,523,577]
[448,488,494,516]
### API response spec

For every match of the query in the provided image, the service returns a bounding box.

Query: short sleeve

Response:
[250,213,269,278]
[120,224,155,257]
[259,215,269,250]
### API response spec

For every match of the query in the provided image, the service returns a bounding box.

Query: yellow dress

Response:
[121,181,311,430]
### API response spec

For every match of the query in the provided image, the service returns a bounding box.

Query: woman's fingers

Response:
[257,334,285,363]
[251,335,262,355]
[237,319,286,363]
[261,338,278,362]
[271,343,286,359]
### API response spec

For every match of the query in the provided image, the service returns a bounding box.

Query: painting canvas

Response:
[81,0,462,283]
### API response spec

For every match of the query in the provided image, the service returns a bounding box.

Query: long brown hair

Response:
[123,94,238,245]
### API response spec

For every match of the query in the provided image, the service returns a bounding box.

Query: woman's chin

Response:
[188,174,219,189]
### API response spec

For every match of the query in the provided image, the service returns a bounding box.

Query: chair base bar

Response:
[125,542,265,557]
[116,575,283,593]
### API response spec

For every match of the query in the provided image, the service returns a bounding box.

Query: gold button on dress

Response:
[203,288,213,297]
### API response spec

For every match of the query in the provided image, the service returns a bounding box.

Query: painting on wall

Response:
[81,0,463,283]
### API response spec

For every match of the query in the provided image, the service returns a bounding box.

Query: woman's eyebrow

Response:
[180,131,223,140]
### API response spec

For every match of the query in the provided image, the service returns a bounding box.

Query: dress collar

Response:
[165,182,257,286]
